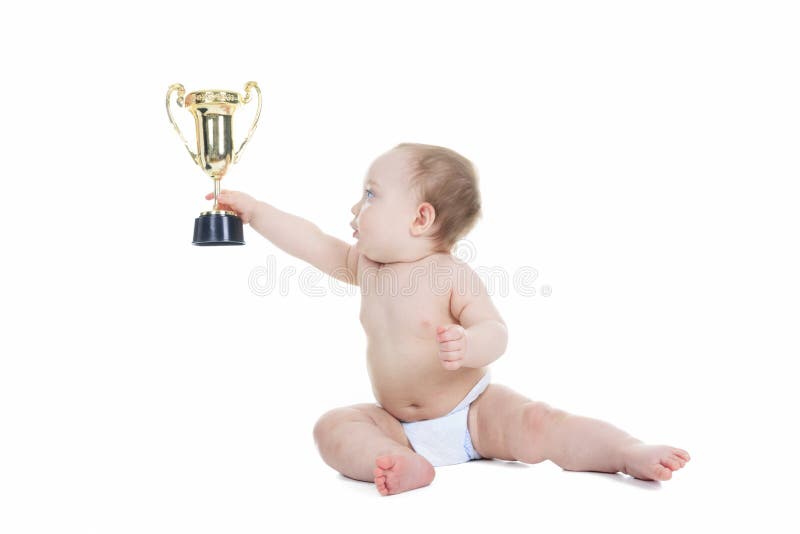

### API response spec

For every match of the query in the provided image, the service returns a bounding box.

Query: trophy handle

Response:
[233,81,262,164]
[166,83,200,166]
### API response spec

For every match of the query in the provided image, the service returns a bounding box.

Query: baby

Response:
[209,143,690,496]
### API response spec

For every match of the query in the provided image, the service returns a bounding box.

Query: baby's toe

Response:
[660,455,682,471]
[652,464,673,481]
[674,449,691,462]
[375,455,395,470]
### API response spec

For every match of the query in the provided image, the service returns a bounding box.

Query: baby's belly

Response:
[366,340,488,422]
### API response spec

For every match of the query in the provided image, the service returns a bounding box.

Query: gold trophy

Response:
[166,81,262,245]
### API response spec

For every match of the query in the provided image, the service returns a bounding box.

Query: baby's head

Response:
[350,143,482,263]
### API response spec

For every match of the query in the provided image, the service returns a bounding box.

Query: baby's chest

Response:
[359,272,453,338]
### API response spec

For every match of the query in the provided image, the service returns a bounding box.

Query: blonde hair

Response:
[394,142,482,252]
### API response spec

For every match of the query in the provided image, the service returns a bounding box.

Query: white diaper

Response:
[400,371,491,467]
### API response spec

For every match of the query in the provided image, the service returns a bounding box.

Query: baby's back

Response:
[357,252,487,422]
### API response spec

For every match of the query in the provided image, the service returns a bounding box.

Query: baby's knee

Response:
[521,401,567,436]
[313,407,344,442]
[510,402,568,464]
[312,406,368,445]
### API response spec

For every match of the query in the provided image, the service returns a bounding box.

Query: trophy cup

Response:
[166,81,262,245]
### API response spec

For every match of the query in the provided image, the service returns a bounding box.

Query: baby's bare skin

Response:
[209,145,690,496]
[357,252,488,423]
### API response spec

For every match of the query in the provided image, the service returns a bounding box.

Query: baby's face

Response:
[350,148,430,263]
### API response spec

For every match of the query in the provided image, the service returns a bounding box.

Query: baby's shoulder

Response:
[425,253,480,289]
[434,254,486,297]
[431,252,473,273]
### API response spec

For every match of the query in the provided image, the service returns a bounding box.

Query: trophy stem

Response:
[213,179,220,210]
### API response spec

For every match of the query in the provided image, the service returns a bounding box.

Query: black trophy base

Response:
[192,211,245,246]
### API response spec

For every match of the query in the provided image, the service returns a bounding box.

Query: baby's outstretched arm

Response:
[206,189,358,285]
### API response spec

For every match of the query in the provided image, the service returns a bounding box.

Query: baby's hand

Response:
[204,189,260,224]
[436,324,468,371]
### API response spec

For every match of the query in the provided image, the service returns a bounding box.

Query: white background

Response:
[2,1,798,532]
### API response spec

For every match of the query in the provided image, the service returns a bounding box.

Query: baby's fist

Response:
[436,324,467,371]
[203,189,260,225]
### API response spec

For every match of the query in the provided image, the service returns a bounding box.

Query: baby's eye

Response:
[364,189,374,199]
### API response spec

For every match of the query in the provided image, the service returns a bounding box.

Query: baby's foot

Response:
[621,443,691,481]
[373,452,435,496]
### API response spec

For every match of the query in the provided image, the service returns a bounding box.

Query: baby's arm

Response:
[438,261,508,369]
[211,189,358,285]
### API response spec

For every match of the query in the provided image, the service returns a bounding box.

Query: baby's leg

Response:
[541,410,690,480]
[313,403,435,495]
[470,385,690,481]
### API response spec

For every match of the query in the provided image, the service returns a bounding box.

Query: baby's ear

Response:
[411,202,436,236]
